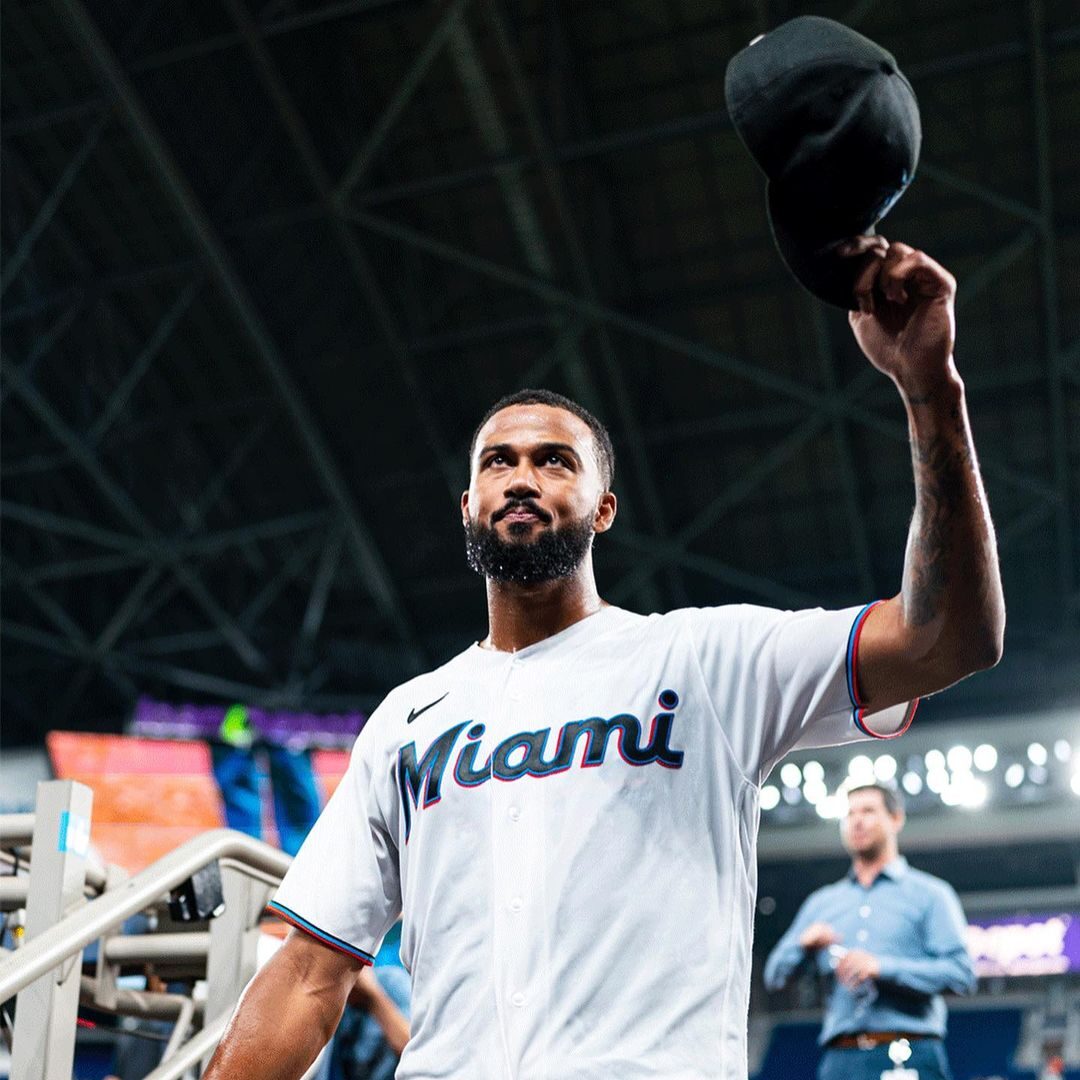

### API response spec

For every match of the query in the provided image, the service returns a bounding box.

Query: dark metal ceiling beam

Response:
[287,526,345,694]
[52,414,281,709]
[88,279,201,444]
[444,14,668,610]
[1,350,270,673]
[52,0,425,663]
[609,530,818,610]
[607,408,841,605]
[808,303,876,597]
[1028,0,1076,628]
[0,300,81,407]
[0,115,108,295]
[344,206,1062,506]
[0,619,381,713]
[480,0,686,608]
[0,562,140,700]
[334,0,470,203]
[223,0,465,509]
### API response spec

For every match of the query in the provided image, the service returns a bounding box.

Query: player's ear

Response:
[461,490,471,527]
[594,491,617,533]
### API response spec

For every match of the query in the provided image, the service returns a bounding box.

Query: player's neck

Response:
[850,844,899,887]
[481,565,605,653]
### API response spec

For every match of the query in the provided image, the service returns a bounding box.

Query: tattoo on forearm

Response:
[907,403,973,626]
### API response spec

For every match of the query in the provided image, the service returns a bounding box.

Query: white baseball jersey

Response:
[271,601,916,1079]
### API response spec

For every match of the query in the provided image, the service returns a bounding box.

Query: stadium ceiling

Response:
[2,0,1078,745]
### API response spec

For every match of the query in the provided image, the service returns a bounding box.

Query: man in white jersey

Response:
[204,239,1005,1079]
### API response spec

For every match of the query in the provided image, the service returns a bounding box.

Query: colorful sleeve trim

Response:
[266,901,374,965]
[845,601,920,740]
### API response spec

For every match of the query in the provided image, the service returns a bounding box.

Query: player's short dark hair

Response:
[469,389,616,490]
[848,782,905,815]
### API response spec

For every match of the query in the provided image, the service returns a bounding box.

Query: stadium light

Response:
[803,779,828,805]
[1004,763,1025,788]
[901,771,923,796]
[1054,739,1071,762]
[761,785,780,811]
[1027,742,1048,766]
[924,749,946,771]
[973,744,998,772]
[802,760,825,783]
[947,745,973,772]
[1071,773,1080,797]
[874,754,898,781]
[780,762,802,788]
[1028,764,1048,785]
[956,774,988,809]
[926,768,949,794]
[848,754,874,782]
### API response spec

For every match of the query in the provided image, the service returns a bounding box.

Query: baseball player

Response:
[204,239,1004,1079]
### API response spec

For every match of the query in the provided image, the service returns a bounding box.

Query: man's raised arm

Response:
[203,929,365,1080]
[841,238,1006,714]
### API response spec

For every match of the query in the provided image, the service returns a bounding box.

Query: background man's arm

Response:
[763,893,833,991]
[842,239,1006,711]
[347,966,411,1056]
[203,929,365,1080]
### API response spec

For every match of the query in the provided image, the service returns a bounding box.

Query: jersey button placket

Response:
[490,658,538,1066]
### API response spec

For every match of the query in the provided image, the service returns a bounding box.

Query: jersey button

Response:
[511,992,526,1008]
[509,897,524,913]
[508,805,521,822]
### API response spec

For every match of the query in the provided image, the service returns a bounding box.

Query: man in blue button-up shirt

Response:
[764,783,975,1080]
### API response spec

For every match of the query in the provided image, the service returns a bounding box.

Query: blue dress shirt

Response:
[763,856,976,1046]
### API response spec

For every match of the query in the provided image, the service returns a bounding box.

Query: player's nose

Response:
[504,467,541,497]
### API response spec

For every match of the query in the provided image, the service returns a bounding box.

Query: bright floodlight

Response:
[957,775,988,809]
[1054,740,1071,762]
[816,794,844,820]
[1028,764,1048,785]
[947,745,973,772]
[1027,742,1048,766]
[803,779,828,805]
[973,744,998,772]
[848,754,874,781]
[940,784,962,806]
[803,760,825,783]
[1004,763,1025,788]
[780,762,802,788]
[874,754,898,781]
[761,785,781,811]
[926,768,949,794]
[924,749,946,771]
[1071,773,1080,797]
[902,771,923,796]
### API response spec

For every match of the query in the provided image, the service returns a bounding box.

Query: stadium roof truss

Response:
[1,0,1078,741]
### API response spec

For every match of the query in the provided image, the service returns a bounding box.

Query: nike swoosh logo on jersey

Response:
[407,692,448,724]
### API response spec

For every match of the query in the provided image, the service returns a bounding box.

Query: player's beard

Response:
[464,510,595,586]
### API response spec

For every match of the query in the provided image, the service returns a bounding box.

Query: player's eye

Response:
[546,454,568,467]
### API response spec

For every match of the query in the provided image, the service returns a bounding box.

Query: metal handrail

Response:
[141,1010,229,1080]
[0,828,291,1004]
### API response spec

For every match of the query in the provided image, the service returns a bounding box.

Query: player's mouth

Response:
[494,501,551,525]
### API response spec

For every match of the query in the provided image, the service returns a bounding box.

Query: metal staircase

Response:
[0,780,314,1080]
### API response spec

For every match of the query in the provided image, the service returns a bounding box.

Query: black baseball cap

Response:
[725,16,921,309]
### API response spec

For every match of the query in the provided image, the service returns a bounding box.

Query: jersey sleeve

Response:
[683,601,917,783]
[268,709,401,964]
